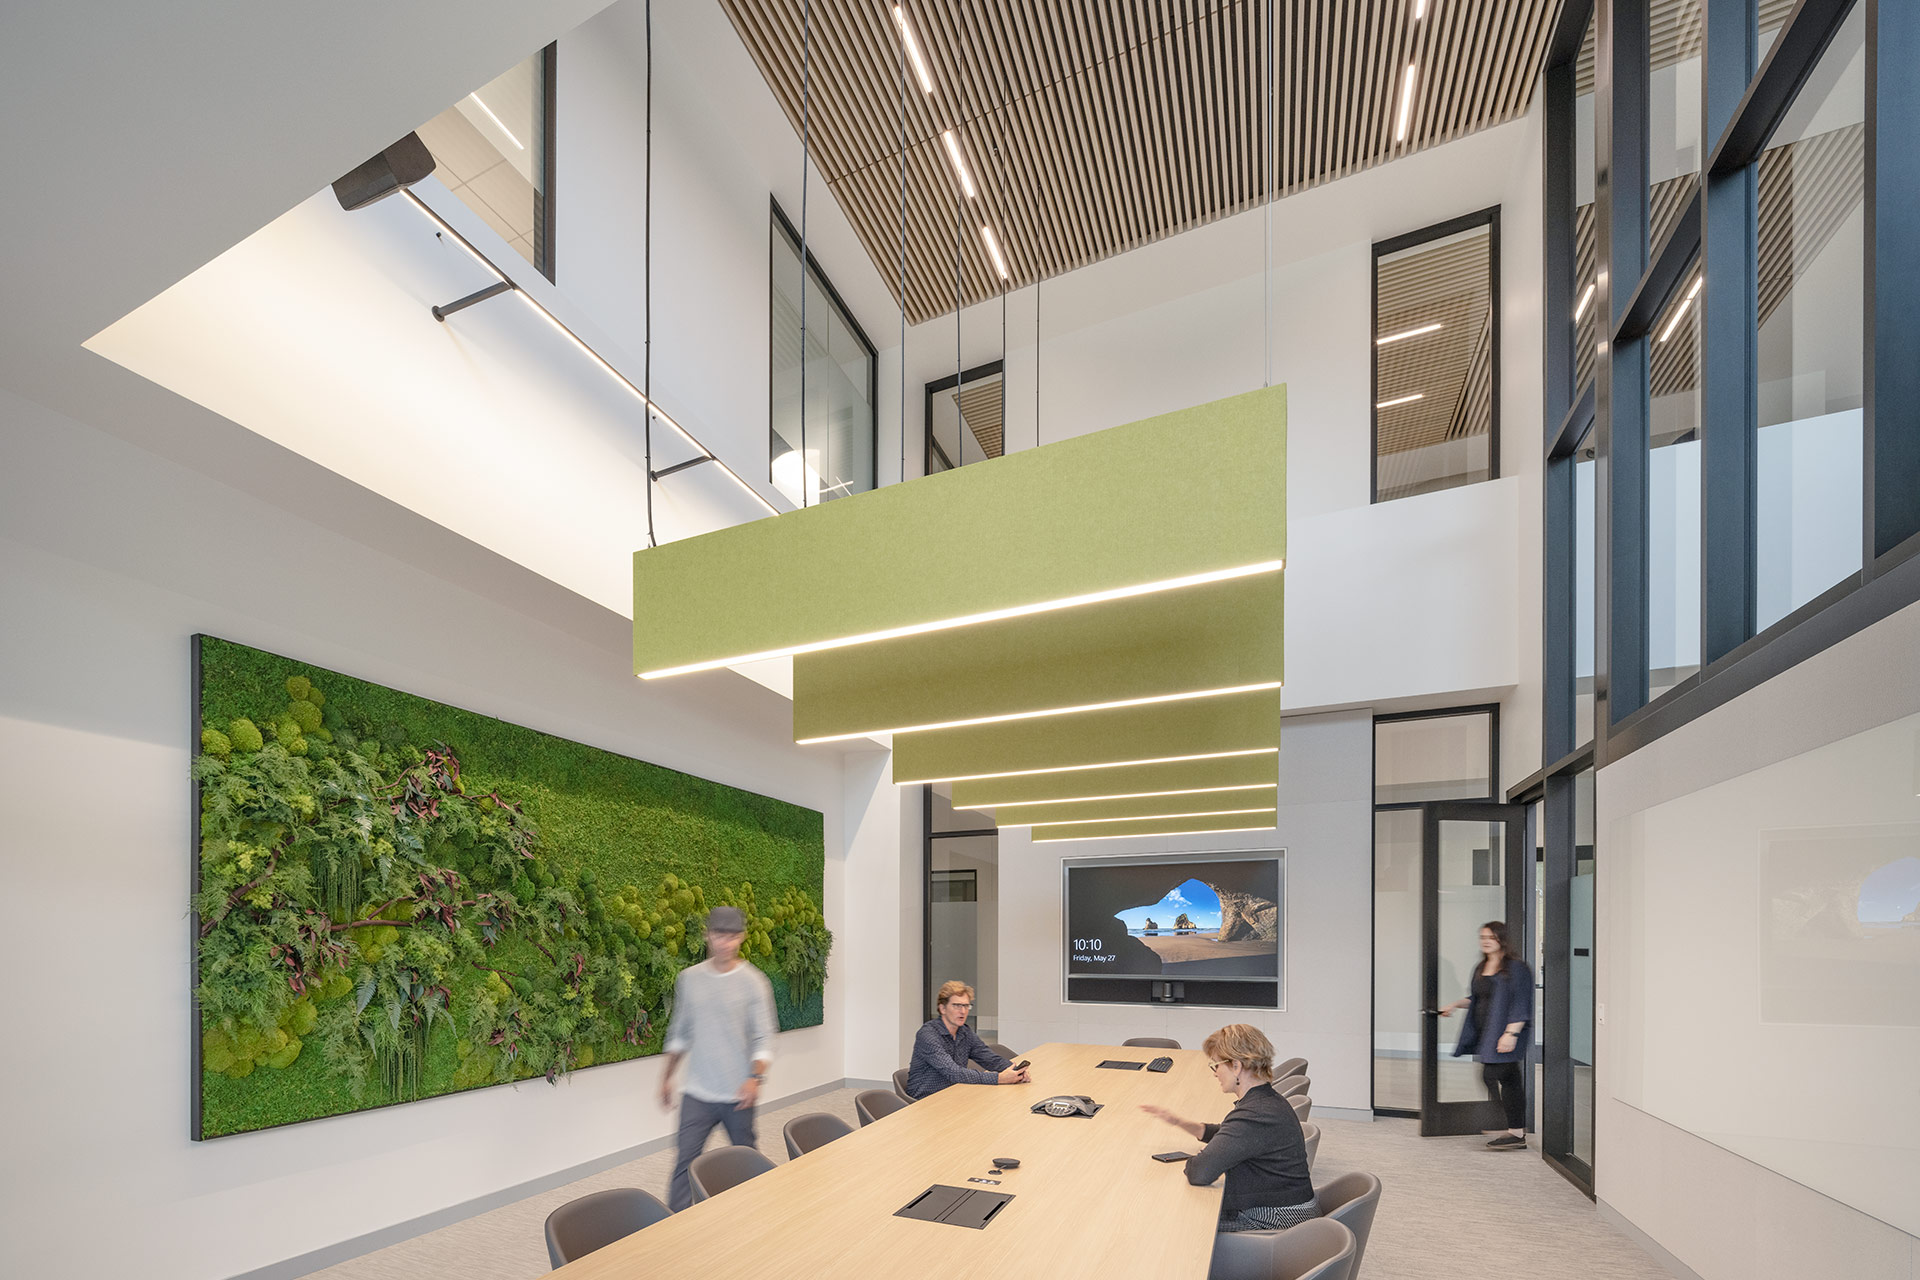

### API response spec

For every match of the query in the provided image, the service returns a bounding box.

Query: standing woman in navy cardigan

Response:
[1439,920,1534,1150]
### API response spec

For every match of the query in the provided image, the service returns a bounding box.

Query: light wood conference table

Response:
[555,1042,1237,1277]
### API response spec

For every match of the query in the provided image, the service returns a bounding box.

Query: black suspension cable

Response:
[643,0,656,547]
[800,0,811,507]
[900,0,908,483]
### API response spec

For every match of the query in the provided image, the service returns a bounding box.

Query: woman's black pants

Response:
[1482,1060,1526,1130]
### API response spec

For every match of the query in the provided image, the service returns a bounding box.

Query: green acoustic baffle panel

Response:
[791,572,1281,742]
[891,687,1282,784]
[994,787,1281,828]
[634,385,1285,678]
[1031,810,1280,842]
[949,753,1279,809]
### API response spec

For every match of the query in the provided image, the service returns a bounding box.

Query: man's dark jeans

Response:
[667,1093,757,1211]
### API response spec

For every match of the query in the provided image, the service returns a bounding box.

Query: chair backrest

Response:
[892,1067,916,1102]
[984,1042,1017,1063]
[688,1145,775,1204]
[1290,1094,1312,1122]
[856,1088,908,1125]
[1278,1075,1311,1099]
[1207,1217,1355,1280]
[1300,1121,1321,1169]
[1274,1056,1309,1080]
[1314,1171,1382,1278]
[1121,1036,1182,1049]
[783,1112,853,1161]
[543,1187,670,1269]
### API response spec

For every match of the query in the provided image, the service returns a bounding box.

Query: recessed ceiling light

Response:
[1574,282,1596,321]
[1395,63,1418,141]
[468,93,524,151]
[1376,393,1424,408]
[942,130,977,198]
[971,782,1275,808]
[1414,0,1430,17]
[981,225,1010,279]
[796,681,1284,746]
[894,746,1280,787]
[1659,274,1704,343]
[1376,322,1442,346]
[1007,806,1278,828]
[1034,822,1277,843]
[894,7,936,94]
[639,558,1284,678]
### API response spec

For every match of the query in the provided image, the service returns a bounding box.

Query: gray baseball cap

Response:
[707,905,747,934]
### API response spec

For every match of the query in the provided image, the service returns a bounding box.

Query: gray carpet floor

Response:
[307,1088,1670,1279]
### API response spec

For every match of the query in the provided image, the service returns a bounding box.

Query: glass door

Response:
[1420,801,1529,1136]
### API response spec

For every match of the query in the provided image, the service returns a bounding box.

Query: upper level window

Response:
[925,363,1005,475]
[1372,210,1499,503]
[416,45,555,279]
[770,202,877,506]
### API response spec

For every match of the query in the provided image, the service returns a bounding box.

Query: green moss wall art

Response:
[190,636,829,1139]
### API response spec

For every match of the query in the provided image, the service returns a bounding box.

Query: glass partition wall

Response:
[771,203,878,507]
[924,785,999,1038]
[415,45,556,278]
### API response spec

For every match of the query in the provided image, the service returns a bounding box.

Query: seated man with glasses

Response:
[905,980,1031,1099]
[1141,1024,1316,1231]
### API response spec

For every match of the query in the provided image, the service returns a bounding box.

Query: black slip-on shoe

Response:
[1486,1134,1526,1150]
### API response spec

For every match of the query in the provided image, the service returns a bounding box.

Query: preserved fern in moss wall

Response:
[192,636,829,1139]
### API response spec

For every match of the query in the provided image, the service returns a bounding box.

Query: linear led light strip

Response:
[639,558,1284,678]
[895,746,1278,788]
[1395,63,1418,142]
[1007,806,1277,829]
[1376,322,1441,346]
[894,7,935,94]
[1376,393,1423,409]
[981,225,1010,280]
[401,191,779,517]
[1035,823,1277,844]
[941,130,977,198]
[796,680,1282,745]
[1659,274,1705,343]
[1573,282,1595,322]
[468,93,523,150]
[972,782,1275,808]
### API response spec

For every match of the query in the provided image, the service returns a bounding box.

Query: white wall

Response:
[1596,596,1920,1278]
[0,392,865,1280]
[993,711,1375,1110]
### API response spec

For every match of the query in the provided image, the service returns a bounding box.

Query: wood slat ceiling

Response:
[720,0,1558,324]
[1375,227,1491,459]
[956,376,1007,457]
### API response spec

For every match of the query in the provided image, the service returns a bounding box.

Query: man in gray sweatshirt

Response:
[659,905,777,1211]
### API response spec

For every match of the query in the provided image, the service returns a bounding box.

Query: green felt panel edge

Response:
[193,637,826,1139]
[891,687,1282,783]
[793,571,1281,739]
[635,384,1286,673]
[994,787,1281,826]
[949,752,1279,808]
[1032,811,1281,841]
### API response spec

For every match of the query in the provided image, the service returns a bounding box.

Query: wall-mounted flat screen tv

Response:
[1063,852,1283,1000]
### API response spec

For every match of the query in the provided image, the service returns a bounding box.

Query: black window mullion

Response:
[1865,0,1920,566]
[1697,0,1758,663]
[1594,0,1652,736]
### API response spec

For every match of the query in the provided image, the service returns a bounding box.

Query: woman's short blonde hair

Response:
[1202,1024,1275,1079]
[935,980,975,1009]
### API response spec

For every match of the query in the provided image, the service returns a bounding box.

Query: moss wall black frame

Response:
[769,198,880,501]
[1369,206,1503,505]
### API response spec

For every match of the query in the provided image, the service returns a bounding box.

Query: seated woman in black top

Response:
[1141,1024,1316,1232]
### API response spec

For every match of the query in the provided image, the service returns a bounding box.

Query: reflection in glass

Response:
[1754,3,1865,631]
[772,213,876,506]
[1374,224,1495,502]
[927,367,1005,474]
[1647,0,1704,251]
[1572,768,1596,1166]
[1648,263,1703,701]
[416,50,549,272]
[1573,15,1598,392]
[1437,820,1508,1104]
[1373,713,1494,805]
[1372,809,1422,1110]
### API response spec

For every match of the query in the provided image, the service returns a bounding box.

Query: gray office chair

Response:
[1122,1036,1182,1049]
[687,1145,775,1204]
[1300,1121,1321,1169]
[783,1112,853,1161]
[856,1088,908,1125]
[1290,1094,1312,1122]
[1314,1172,1382,1277]
[983,1042,1018,1064]
[1275,1056,1309,1080]
[1278,1075,1311,1099]
[543,1187,669,1268]
[892,1067,916,1102]
[1208,1216,1356,1280]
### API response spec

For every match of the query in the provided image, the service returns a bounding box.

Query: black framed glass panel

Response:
[925,361,1005,475]
[925,784,998,1032]
[416,45,556,279]
[771,203,878,507]
[1753,3,1866,632]
[1647,0,1705,252]
[1575,432,1597,745]
[1647,257,1703,701]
